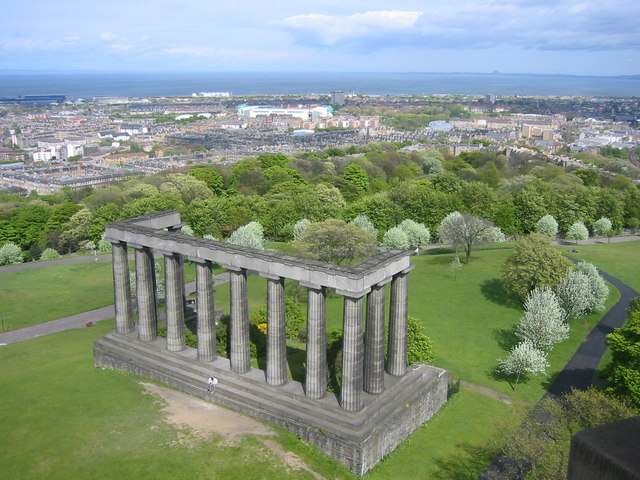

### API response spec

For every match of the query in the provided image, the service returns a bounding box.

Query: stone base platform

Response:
[94,332,448,476]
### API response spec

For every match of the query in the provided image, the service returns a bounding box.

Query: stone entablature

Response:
[97,210,448,475]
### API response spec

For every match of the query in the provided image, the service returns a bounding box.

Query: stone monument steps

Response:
[94,333,368,436]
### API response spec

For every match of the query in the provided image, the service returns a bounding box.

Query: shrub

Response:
[39,248,61,261]
[407,316,435,364]
[0,243,23,265]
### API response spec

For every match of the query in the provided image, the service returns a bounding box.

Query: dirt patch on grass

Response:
[141,382,326,479]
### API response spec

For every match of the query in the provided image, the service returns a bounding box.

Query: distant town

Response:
[1,91,638,195]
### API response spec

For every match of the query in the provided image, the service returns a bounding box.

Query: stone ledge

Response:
[94,332,448,475]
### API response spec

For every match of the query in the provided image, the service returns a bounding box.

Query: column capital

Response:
[259,272,282,281]
[188,257,212,265]
[300,281,324,290]
[375,277,393,287]
[400,264,416,275]
[221,264,244,272]
[335,287,371,299]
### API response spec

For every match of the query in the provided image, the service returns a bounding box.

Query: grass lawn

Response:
[2,241,636,479]
[560,240,640,292]
[0,261,115,331]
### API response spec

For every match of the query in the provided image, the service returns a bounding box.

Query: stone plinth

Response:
[94,332,448,476]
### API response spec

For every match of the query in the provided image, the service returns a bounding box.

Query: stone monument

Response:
[94,211,448,475]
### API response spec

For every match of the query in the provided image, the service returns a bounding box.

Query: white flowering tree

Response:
[593,217,613,238]
[575,261,609,311]
[293,219,311,241]
[515,286,569,350]
[381,227,410,250]
[350,214,378,238]
[228,222,265,250]
[39,248,61,261]
[437,211,505,263]
[498,340,549,389]
[0,243,23,265]
[398,219,431,247]
[566,221,589,244]
[180,224,195,236]
[555,270,593,319]
[97,233,112,253]
[535,214,559,238]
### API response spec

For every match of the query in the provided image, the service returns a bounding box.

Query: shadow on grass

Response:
[286,344,307,384]
[493,326,519,352]
[430,442,501,480]
[487,365,516,391]
[480,279,521,310]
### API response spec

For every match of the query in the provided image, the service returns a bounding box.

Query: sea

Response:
[0,71,638,98]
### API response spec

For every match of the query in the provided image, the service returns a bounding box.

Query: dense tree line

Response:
[1,144,639,262]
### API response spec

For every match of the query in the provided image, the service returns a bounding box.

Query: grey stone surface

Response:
[364,283,386,394]
[568,416,640,480]
[305,285,327,399]
[94,332,448,476]
[230,268,250,374]
[266,276,287,386]
[195,260,216,362]
[341,294,364,411]
[387,271,409,376]
[134,246,157,342]
[111,241,134,334]
[164,252,185,352]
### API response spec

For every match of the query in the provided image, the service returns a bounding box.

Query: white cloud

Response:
[0,36,81,51]
[166,45,291,61]
[282,10,423,45]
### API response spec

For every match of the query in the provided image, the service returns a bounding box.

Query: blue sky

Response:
[1,0,638,75]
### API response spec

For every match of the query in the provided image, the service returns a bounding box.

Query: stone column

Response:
[164,252,186,352]
[134,245,157,342]
[304,283,327,399]
[263,274,286,386]
[111,241,134,334]
[229,267,250,374]
[364,280,389,394]
[387,266,414,376]
[195,259,216,362]
[339,288,370,411]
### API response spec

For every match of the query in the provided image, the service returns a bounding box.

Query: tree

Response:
[39,248,61,261]
[592,216,613,238]
[398,219,430,246]
[515,287,569,350]
[502,233,573,300]
[188,166,224,195]
[437,211,505,263]
[566,221,588,244]
[421,156,444,176]
[406,316,434,365]
[293,218,311,240]
[349,214,377,238]
[574,261,608,312]
[380,227,410,250]
[342,163,370,192]
[535,214,559,238]
[555,269,592,320]
[0,242,23,265]
[498,388,638,479]
[498,340,549,389]
[605,305,640,406]
[227,222,265,250]
[293,219,377,264]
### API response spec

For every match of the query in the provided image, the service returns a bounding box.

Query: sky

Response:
[0,0,638,76]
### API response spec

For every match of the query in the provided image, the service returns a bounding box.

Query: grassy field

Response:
[560,240,640,292]
[1,240,637,479]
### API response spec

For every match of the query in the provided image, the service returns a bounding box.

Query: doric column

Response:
[194,259,216,362]
[229,267,250,374]
[387,266,414,376]
[339,288,370,411]
[164,252,186,352]
[134,245,157,342]
[263,274,286,385]
[364,280,389,394]
[304,283,327,399]
[111,241,134,334]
